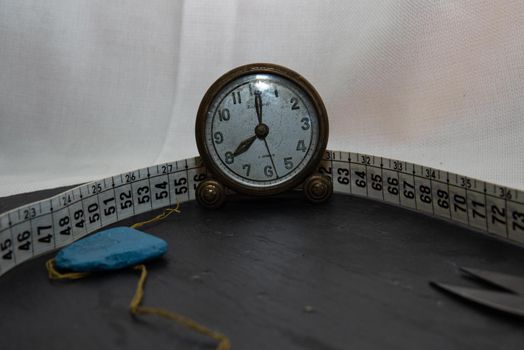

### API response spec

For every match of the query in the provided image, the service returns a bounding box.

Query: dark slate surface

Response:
[1,187,523,350]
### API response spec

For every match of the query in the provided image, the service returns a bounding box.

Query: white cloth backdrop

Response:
[1,0,523,196]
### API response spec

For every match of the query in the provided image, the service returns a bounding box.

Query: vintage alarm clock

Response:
[195,63,331,208]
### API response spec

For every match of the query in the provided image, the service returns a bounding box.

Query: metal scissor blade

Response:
[460,267,524,295]
[431,282,524,318]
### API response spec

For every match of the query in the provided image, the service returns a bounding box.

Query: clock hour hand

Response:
[255,91,263,124]
[233,135,257,157]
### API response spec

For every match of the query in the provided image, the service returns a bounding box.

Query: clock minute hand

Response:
[233,135,257,157]
[255,91,263,124]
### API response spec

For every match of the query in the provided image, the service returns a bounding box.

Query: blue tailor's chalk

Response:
[55,227,168,272]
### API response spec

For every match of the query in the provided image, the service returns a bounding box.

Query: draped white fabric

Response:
[1,0,523,196]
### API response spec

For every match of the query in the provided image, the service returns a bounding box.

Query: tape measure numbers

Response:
[1,150,523,277]
[322,151,524,242]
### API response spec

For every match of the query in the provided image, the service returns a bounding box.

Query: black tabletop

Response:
[1,187,523,350]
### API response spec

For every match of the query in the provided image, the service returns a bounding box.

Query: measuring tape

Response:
[1,150,523,277]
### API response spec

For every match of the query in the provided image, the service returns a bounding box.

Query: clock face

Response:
[196,64,328,195]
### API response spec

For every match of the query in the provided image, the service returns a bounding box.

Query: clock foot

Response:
[304,174,333,203]
[196,179,226,209]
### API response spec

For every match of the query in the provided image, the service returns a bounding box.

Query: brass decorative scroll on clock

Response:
[194,63,332,208]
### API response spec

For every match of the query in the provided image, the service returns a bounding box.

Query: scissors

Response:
[431,267,524,318]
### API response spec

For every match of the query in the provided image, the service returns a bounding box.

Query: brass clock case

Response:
[195,63,329,196]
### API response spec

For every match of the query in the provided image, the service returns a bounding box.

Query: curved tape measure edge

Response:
[1,151,523,277]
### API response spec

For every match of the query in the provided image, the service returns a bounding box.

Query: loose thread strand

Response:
[46,258,90,280]
[130,264,231,350]
[131,204,181,229]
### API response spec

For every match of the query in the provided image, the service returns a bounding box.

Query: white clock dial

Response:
[203,73,320,189]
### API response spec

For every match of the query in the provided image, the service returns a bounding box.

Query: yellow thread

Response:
[45,205,231,350]
[130,265,231,350]
[130,204,181,229]
[46,258,90,280]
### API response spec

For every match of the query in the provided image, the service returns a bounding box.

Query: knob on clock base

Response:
[196,179,226,209]
[303,174,333,204]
